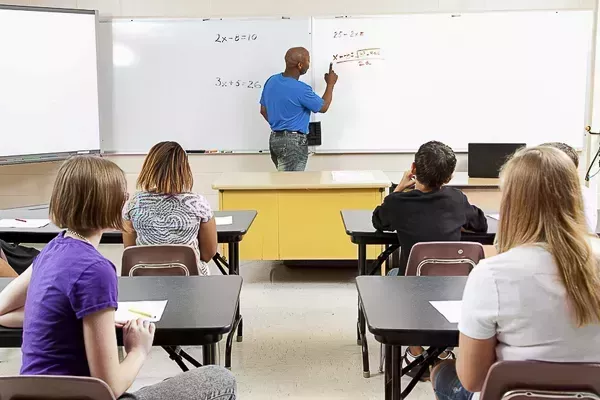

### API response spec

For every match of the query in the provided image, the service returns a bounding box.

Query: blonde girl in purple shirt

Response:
[0,156,236,400]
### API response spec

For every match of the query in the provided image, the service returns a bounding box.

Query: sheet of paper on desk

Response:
[331,171,374,182]
[215,216,233,226]
[487,214,500,220]
[430,300,462,323]
[0,219,50,228]
[115,300,168,323]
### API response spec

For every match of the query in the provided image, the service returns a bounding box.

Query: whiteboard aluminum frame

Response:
[0,4,102,165]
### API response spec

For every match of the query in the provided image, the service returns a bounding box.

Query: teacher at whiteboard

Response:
[259,47,338,171]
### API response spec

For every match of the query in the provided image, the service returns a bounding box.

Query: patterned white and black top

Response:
[123,191,213,276]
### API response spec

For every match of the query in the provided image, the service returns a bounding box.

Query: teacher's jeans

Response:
[269,131,308,172]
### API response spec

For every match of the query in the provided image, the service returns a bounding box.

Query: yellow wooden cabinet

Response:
[220,190,279,260]
[213,171,390,261]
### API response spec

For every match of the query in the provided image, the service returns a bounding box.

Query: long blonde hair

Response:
[497,146,600,326]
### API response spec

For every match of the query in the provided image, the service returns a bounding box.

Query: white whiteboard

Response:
[104,18,311,153]
[0,6,100,158]
[312,11,593,152]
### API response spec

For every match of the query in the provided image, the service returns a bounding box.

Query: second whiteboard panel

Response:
[312,12,592,152]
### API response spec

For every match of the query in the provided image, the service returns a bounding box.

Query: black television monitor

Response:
[468,143,526,178]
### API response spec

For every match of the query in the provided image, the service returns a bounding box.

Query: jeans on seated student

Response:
[432,361,473,400]
[0,156,236,400]
[432,147,600,400]
[373,141,487,380]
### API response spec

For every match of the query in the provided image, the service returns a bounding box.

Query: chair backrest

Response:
[405,241,485,276]
[121,245,199,277]
[480,361,600,400]
[0,375,116,400]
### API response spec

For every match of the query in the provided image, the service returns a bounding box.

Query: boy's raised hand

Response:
[394,171,416,192]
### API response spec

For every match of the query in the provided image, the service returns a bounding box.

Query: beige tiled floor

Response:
[0,245,435,400]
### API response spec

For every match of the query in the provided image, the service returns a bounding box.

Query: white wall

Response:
[5,0,595,17]
[0,0,594,210]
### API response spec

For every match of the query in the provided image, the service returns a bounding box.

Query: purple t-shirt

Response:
[20,232,118,376]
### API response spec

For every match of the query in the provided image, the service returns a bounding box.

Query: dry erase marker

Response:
[129,308,154,319]
[15,219,27,223]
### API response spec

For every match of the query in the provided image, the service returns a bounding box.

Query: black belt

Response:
[272,130,305,135]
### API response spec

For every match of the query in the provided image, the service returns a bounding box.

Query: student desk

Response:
[357,276,464,400]
[341,209,496,378]
[0,275,243,366]
[0,205,256,276]
[0,205,256,368]
[386,171,501,211]
[0,205,256,250]
[341,209,498,273]
[212,171,390,261]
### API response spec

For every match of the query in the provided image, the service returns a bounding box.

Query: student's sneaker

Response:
[403,348,456,382]
[403,348,429,381]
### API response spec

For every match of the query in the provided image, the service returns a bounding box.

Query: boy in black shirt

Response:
[372,140,488,380]
[373,140,488,273]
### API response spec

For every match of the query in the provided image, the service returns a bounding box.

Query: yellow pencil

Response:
[128,308,154,319]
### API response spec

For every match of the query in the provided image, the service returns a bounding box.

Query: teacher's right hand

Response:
[324,63,338,86]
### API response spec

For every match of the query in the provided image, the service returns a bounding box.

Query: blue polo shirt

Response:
[259,73,324,134]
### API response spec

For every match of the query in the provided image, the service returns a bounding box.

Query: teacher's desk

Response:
[212,171,390,261]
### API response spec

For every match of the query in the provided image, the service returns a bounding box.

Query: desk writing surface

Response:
[0,276,242,347]
[117,276,241,333]
[357,276,466,346]
[212,170,391,190]
[0,206,257,244]
[341,209,499,238]
[385,171,499,189]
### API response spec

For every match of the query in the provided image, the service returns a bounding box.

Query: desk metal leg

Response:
[385,344,392,400]
[202,344,218,365]
[224,242,243,370]
[357,243,370,378]
[212,252,229,275]
[163,346,203,372]
[230,242,243,341]
[360,305,370,378]
[391,345,402,400]
[163,346,189,372]
[357,243,367,345]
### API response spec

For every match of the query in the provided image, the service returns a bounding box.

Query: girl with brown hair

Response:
[123,141,217,275]
[432,146,600,400]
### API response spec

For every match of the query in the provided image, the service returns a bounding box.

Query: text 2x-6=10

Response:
[215,34,258,43]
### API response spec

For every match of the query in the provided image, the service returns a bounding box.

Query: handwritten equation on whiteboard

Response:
[215,33,258,43]
[333,30,365,39]
[215,78,262,89]
[332,48,383,66]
